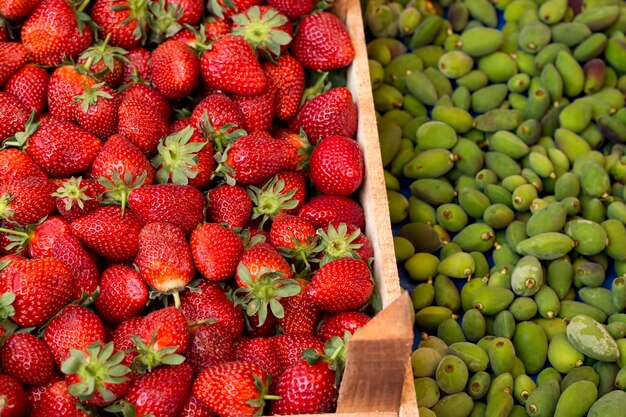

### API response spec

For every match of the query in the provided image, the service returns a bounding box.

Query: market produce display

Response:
[366,0,626,415]
[0,0,382,415]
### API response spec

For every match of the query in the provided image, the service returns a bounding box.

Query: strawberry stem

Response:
[0,228,29,238]
[264,395,281,400]
[172,290,181,309]
[77,0,91,13]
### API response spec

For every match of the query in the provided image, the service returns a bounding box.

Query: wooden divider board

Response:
[264,0,419,415]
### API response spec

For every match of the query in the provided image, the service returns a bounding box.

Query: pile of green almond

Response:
[366,0,626,416]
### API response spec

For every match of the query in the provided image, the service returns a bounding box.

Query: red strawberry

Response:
[52,177,103,222]
[118,96,169,153]
[316,311,371,342]
[0,374,28,417]
[51,234,100,300]
[181,394,214,417]
[78,35,129,88]
[19,216,71,259]
[231,86,277,132]
[70,206,142,262]
[43,305,106,367]
[3,64,49,118]
[235,337,283,383]
[91,134,156,187]
[0,92,29,142]
[298,195,365,229]
[95,265,148,325]
[270,333,324,368]
[153,124,215,189]
[245,309,278,337]
[0,42,28,87]
[252,171,307,226]
[180,281,244,340]
[119,82,170,122]
[192,361,270,417]
[0,0,42,20]
[200,35,267,97]
[190,93,245,151]
[25,374,64,416]
[291,87,358,144]
[267,0,316,20]
[152,40,199,100]
[21,0,93,67]
[207,0,262,19]
[270,360,338,415]
[223,133,287,185]
[269,214,316,253]
[279,278,320,335]
[310,135,364,196]
[0,176,56,226]
[0,149,46,184]
[122,47,152,83]
[0,257,73,327]
[203,16,231,41]
[291,11,354,71]
[135,222,195,302]
[47,65,97,121]
[206,185,252,229]
[231,6,293,58]
[308,258,373,312]
[74,82,120,139]
[236,242,292,288]
[32,379,90,417]
[187,325,236,374]
[90,0,151,50]
[121,363,193,417]
[190,223,244,281]
[111,316,143,367]
[317,222,374,264]
[0,333,55,386]
[262,55,305,122]
[278,130,313,171]
[167,0,203,25]
[128,184,205,235]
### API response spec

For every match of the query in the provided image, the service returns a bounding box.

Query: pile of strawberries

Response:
[0,0,378,415]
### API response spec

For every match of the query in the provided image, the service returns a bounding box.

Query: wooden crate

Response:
[271,0,418,415]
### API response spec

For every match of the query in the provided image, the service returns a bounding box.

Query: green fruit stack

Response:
[367,0,626,415]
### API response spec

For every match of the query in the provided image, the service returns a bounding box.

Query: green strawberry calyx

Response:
[0,291,16,320]
[61,341,130,403]
[248,176,300,229]
[315,223,365,266]
[151,126,206,185]
[302,330,351,386]
[110,0,152,45]
[231,6,293,60]
[73,82,114,113]
[148,0,183,43]
[2,111,40,150]
[79,34,129,76]
[247,374,281,415]
[207,0,236,19]
[98,169,147,215]
[130,330,185,374]
[105,399,155,417]
[52,176,93,212]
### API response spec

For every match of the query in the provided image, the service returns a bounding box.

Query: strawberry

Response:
[203,16,231,41]
[308,258,373,312]
[25,374,64,416]
[269,214,316,252]
[316,311,371,342]
[0,374,28,417]
[190,223,244,281]
[222,132,287,185]
[267,0,317,20]
[119,82,170,122]
[245,309,278,337]
[70,206,142,262]
[21,0,93,67]
[269,360,338,415]
[278,130,313,171]
[251,171,307,226]
[231,86,277,132]
[166,0,203,25]
[298,195,365,229]
[180,281,244,340]
[317,222,374,264]
[0,333,55,386]
[0,149,46,184]
[200,35,267,97]
[51,234,100,300]
[78,35,129,88]
[117,363,193,417]
[9,216,71,259]
[262,55,305,122]
[0,20,7,42]
[43,305,106,367]
[118,95,169,153]
[32,379,91,417]
[291,11,355,71]
[310,135,364,196]
[269,333,324,368]
[0,0,42,20]
[153,125,215,189]
[236,242,292,288]
[279,278,320,335]
[181,394,214,417]
[0,176,56,226]
[111,316,143,367]
[192,361,272,417]
[52,177,103,222]
[207,0,262,19]
[47,65,97,121]
[187,325,236,374]
[95,265,148,325]
[3,64,49,118]
[152,40,200,100]
[134,222,195,304]
[122,47,152,83]
[91,134,156,187]
[231,6,293,58]
[73,83,120,140]
[206,185,252,229]
[61,341,131,407]
[0,42,28,87]
[0,258,74,327]
[90,0,151,50]
[190,93,246,152]
[0,92,29,142]
[128,184,205,235]
[235,337,283,383]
